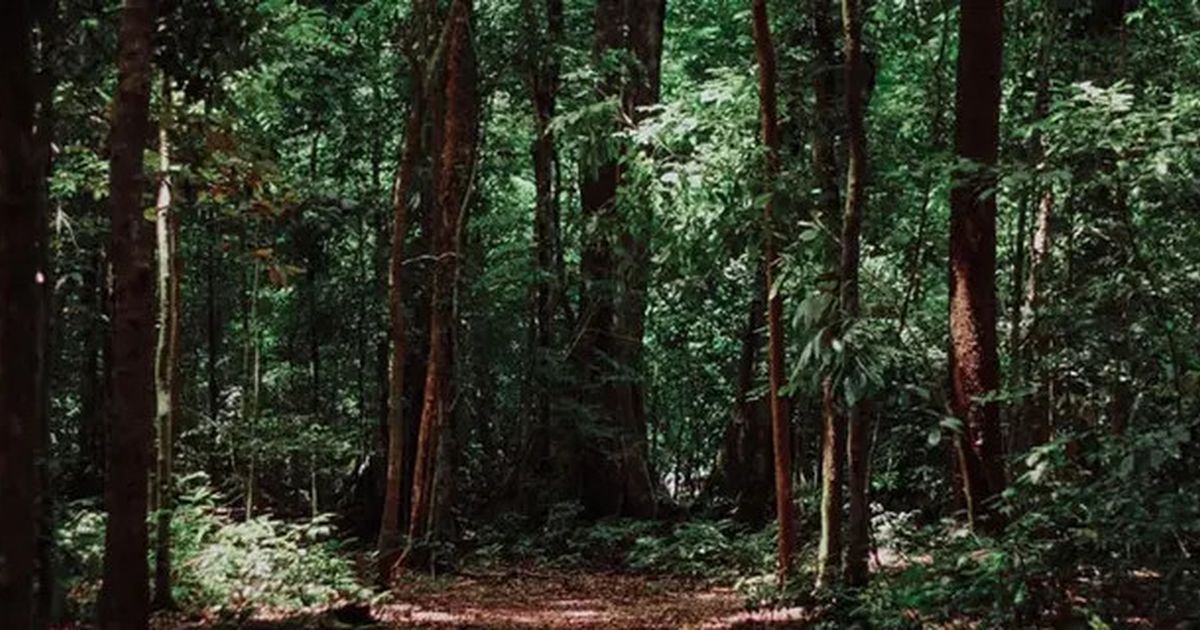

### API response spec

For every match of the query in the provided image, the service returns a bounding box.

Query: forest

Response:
[1,0,1199,627]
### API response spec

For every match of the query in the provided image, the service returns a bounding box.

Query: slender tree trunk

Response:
[79,248,108,495]
[811,0,845,591]
[152,75,179,611]
[716,276,771,525]
[949,0,1006,530]
[0,2,45,625]
[521,0,565,503]
[400,0,479,570]
[379,63,426,579]
[751,0,796,582]
[100,0,158,625]
[840,0,871,588]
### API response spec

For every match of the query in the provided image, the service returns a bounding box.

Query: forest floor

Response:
[374,569,811,628]
[219,569,816,629]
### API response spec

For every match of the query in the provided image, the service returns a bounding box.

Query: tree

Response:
[840,0,871,587]
[152,75,180,611]
[518,0,567,509]
[811,0,845,591]
[100,0,159,625]
[400,0,480,568]
[378,0,433,578]
[948,0,1006,530]
[0,0,45,626]
[573,0,665,519]
[750,0,796,581]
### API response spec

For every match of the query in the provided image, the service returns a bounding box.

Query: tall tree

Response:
[0,0,45,626]
[574,0,665,519]
[519,0,566,507]
[948,0,1006,530]
[400,0,480,568]
[751,0,796,581]
[152,75,180,611]
[100,0,159,625]
[378,0,433,578]
[840,0,871,587]
[811,0,846,591]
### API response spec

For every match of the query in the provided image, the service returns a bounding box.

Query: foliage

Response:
[57,474,367,620]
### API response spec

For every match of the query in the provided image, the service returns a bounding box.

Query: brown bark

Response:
[101,0,158,625]
[379,54,426,578]
[840,0,872,588]
[949,0,1006,530]
[811,0,845,592]
[815,377,844,590]
[751,0,796,582]
[715,278,772,525]
[574,0,664,520]
[0,1,45,625]
[152,75,180,611]
[520,0,565,502]
[400,0,479,570]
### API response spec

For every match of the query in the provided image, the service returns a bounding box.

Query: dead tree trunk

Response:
[949,0,1006,530]
[100,0,158,625]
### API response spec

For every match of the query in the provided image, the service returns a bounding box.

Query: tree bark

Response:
[811,0,845,592]
[379,57,426,579]
[101,0,158,625]
[152,75,180,611]
[751,0,796,582]
[840,0,872,588]
[400,0,479,570]
[949,0,1006,530]
[520,0,565,507]
[715,276,772,525]
[0,1,45,625]
[572,0,665,519]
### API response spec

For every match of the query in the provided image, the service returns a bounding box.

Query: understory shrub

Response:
[57,473,367,619]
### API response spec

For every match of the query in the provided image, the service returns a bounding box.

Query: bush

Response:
[57,473,368,620]
[628,519,775,578]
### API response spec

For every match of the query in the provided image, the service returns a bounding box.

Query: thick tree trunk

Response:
[816,377,844,589]
[0,2,45,625]
[152,76,179,611]
[840,0,872,588]
[573,0,664,520]
[751,0,796,582]
[400,0,479,570]
[101,0,158,625]
[949,0,1006,530]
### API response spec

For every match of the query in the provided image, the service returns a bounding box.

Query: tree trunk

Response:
[949,0,1006,530]
[811,0,845,592]
[520,0,565,507]
[0,1,45,625]
[101,0,158,625]
[379,61,426,579]
[400,0,479,570]
[573,0,664,519]
[840,0,872,588]
[715,277,772,525]
[751,0,796,582]
[152,75,179,611]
